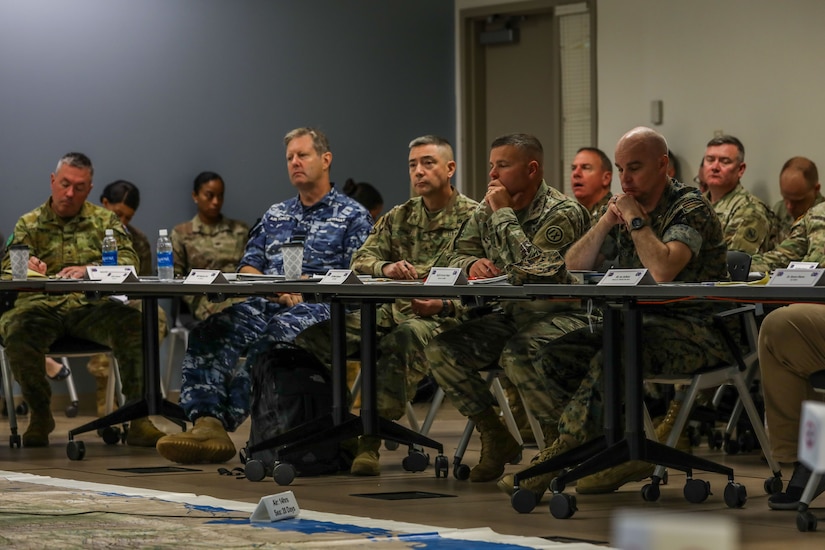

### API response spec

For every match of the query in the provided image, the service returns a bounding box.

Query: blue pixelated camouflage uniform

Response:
[179,186,373,431]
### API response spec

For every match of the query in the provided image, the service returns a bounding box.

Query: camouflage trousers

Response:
[179,296,330,431]
[86,299,168,378]
[535,313,730,445]
[296,303,461,420]
[0,301,144,415]
[425,310,591,425]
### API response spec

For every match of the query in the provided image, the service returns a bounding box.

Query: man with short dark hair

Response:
[156,128,373,464]
[703,135,780,254]
[570,147,613,219]
[1,152,163,447]
[772,156,822,239]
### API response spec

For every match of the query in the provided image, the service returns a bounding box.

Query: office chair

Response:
[641,252,782,502]
[796,369,825,532]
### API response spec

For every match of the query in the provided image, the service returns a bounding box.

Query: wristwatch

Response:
[630,217,647,231]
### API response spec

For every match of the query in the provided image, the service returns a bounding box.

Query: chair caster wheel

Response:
[724,482,747,508]
[100,426,121,445]
[724,436,739,455]
[684,479,711,503]
[797,511,818,532]
[453,463,470,480]
[67,440,86,461]
[273,463,296,486]
[9,434,21,448]
[245,459,267,482]
[16,402,28,416]
[402,450,429,472]
[434,455,448,478]
[764,476,782,494]
[384,439,399,451]
[549,493,577,519]
[549,477,566,493]
[65,402,79,418]
[511,489,537,514]
[641,483,661,502]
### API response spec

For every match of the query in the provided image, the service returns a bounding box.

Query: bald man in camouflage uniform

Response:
[171,208,249,321]
[703,135,780,254]
[297,135,478,476]
[0,152,165,447]
[751,200,825,272]
[496,127,731,500]
[425,134,592,483]
[771,156,823,240]
[156,128,372,465]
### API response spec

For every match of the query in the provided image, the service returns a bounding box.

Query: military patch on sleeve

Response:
[545,225,565,244]
[744,227,759,242]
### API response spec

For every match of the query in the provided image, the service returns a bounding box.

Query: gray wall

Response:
[0,0,455,245]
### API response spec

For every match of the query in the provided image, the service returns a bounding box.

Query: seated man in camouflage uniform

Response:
[156,127,373,464]
[425,133,592,483]
[497,127,730,500]
[703,134,780,254]
[751,200,825,273]
[771,156,822,241]
[0,152,165,447]
[570,146,613,220]
[297,135,478,476]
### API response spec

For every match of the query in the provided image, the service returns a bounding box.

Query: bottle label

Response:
[157,251,173,268]
[102,251,118,266]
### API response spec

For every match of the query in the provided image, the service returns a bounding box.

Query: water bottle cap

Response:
[105,229,114,236]
[159,229,168,236]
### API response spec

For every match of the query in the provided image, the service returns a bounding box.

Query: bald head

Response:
[616,127,669,158]
[614,127,670,210]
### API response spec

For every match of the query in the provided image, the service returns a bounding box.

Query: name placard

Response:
[86,266,139,283]
[598,268,657,286]
[318,269,362,285]
[768,268,825,287]
[788,261,820,269]
[424,267,468,286]
[249,490,300,523]
[183,269,229,284]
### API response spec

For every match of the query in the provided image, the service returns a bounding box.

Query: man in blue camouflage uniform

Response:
[425,134,592,483]
[497,127,731,500]
[296,135,478,476]
[156,128,373,464]
[0,152,165,447]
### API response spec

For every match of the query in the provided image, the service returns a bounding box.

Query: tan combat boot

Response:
[469,407,522,482]
[575,399,690,494]
[126,417,167,447]
[497,434,579,500]
[156,416,236,463]
[350,435,381,476]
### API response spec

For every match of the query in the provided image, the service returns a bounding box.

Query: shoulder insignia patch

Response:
[545,225,565,244]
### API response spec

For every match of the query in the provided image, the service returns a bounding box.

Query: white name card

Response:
[318,269,362,285]
[424,267,468,286]
[183,269,229,284]
[768,268,825,287]
[598,268,657,286]
[86,266,138,283]
[250,490,300,523]
[788,261,820,269]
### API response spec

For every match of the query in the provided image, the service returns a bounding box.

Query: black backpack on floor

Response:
[241,341,353,480]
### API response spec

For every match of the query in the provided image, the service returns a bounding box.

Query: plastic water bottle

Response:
[102,229,118,266]
[157,229,174,280]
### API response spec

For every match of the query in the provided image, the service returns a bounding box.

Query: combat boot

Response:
[469,407,522,482]
[576,399,690,494]
[350,435,381,476]
[156,416,236,463]
[126,417,167,447]
[497,434,578,500]
[22,408,55,447]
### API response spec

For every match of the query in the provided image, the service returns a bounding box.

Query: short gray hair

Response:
[284,127,331,156]
[490,133,543,165]
[408,135,454,161]
[56,152,94,177]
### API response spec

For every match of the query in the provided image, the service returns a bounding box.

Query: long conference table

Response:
[7,277,825,508]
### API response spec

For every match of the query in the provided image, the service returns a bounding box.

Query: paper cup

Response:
[9,244,29,281]
[281,243,304,280]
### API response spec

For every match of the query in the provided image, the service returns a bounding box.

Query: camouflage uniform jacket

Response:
[751,200,825,272]
[705,183,780,254]
[127,223,152,277]
[772,193,825,241]
[171,215,250,320]
[1,199,138,308]
[588,191,612,223]
[350,188,478,325]
[602,179,728,316]
[241,186,373,276]
[449,180,590,314]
